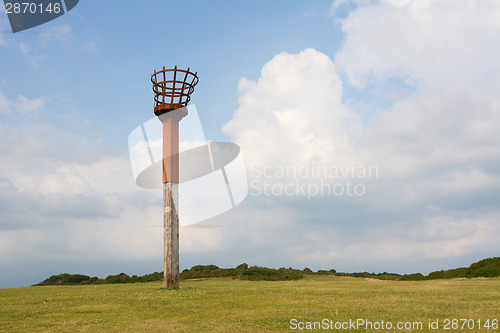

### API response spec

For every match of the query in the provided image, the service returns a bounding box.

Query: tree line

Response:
[34,257,500,286]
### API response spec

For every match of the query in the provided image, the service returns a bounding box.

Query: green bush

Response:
[239,266,302,281]
[317,270,335,275]
[104,273,131,284]
[80,277,100,285]
[400,273,426,281]
[236,263,248,270]
[466,257,500,278]
[35,273,92,286]
[427,267,468,280]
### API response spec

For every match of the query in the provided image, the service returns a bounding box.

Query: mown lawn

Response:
[0,275,499,332]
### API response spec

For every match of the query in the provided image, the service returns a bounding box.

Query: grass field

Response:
[0,275,499,332]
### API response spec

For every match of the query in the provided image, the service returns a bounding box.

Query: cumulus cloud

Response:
[334,0,500,95]
[224,48,358,169]
[0,92,165,286]
[221,0,500,273]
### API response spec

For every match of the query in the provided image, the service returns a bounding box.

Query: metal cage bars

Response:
[151,65,199,116]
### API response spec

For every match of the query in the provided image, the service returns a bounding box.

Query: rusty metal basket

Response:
[151,65,199,116]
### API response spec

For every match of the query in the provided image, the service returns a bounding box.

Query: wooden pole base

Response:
[163,182,179,288]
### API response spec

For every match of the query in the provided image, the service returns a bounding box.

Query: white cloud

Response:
[13,41,46,69]
[47,25,72,41]
[16,95,48,113]
[17,42,30,55]
[0,92,48,115]
[334,0,500,95]
[0,93,11,114]
[336,0,500,209]
[441,169,499,194]
[221,0,500,273]
[224,48,358,170]
[1,23,74,69]
[0,92,168,284]
[0,117,152,225]
[359,89,500,179]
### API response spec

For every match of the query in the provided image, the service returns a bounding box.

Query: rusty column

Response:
[151,66,198,288]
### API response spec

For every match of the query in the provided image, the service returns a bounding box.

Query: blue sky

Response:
[2,1,342,144]
[1,0,500,288]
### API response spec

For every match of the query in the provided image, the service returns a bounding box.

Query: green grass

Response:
[1,275,499,332]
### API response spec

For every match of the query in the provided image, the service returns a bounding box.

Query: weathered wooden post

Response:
[151,66,198,288]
